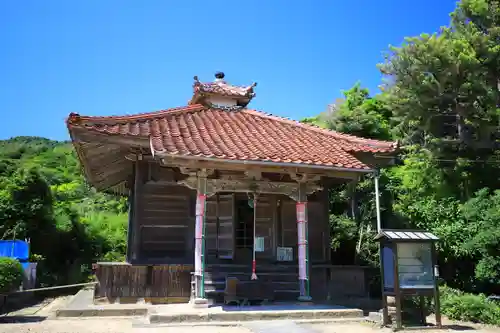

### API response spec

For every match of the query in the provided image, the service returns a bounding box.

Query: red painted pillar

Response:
[296,200,311,301]
[194,176,207,300]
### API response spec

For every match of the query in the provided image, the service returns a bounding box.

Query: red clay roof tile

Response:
[67,105,397,170]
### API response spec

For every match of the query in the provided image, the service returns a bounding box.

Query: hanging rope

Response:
[251,192,258,280]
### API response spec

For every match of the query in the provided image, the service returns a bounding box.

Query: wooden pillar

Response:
[393,243,402,330]
[130,159,144,262]
[125,172,135,263]
[194,170,208,301]
[323,185,331,264]
[296,182,311,301]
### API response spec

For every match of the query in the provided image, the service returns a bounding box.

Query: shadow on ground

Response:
[0,315,46,324]
[442,324,477,331]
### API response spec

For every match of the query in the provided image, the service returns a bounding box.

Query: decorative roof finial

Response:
[215,72,225,80]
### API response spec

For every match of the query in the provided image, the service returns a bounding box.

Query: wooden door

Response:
[205,193,235,259]
[280,199,298,261]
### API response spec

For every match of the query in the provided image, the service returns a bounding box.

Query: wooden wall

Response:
[136,183,193,261]
[94,263,192,304]
[255,194,277,260]
[278,192,329,263]
[129,162,330,265]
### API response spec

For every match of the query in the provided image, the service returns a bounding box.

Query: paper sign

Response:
[277,247,293,261]
[255,237,265,252]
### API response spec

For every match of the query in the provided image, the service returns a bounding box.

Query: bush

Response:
[0,257,24,294]
[440,286,500,325]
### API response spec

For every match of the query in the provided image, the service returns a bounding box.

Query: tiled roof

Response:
[67,105,397,170]
[374,230,439,241]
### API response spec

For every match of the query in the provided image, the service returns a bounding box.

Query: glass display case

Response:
[397,242,433,289]
[375,229,442,330]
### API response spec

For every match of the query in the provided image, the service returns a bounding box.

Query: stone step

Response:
[203,281,300,293]
[205,272,298,283]
[273,290,301,301]
[206,265,298,273]
[149,306,364,324]
[137,317,367,328]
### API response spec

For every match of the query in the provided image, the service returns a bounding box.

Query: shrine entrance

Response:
[235,197,254,253]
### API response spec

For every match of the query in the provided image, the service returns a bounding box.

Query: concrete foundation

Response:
[148,304,364,324]
[56,288,364,324]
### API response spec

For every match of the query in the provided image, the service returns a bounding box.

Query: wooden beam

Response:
[157,156,359,180]
[245,170,262,180]
[177,176,322,201]
[124,154,362,180]
[289,173,321,183]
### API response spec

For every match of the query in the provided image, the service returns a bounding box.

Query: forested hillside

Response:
[0,0,499,304]
[0,136,128,286]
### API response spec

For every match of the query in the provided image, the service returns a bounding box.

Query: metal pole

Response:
[374,171,382,232]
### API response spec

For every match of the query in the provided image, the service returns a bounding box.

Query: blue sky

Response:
[0,0,457,141]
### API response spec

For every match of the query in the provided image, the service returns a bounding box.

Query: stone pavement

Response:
[2,318,500,333]
[244,320,318,333]
[2,294,500,333]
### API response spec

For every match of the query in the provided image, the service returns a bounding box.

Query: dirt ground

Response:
[1,296,499,333]
[1,318,500,333]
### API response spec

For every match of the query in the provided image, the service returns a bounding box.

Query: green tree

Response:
[319,83,394,141]
[0,137,128,286]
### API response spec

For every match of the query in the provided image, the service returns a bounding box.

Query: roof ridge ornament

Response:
[189,72,257,109]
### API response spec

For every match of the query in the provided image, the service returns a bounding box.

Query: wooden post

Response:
[193,170,208,303]
[322,186,331,263]
[432,245,442,328]
[419,296,426,325]
[379,242,389,325]
[125,165,136,263]
[131,159,144,262]
[393,243,402,330]
[296,182,311,301]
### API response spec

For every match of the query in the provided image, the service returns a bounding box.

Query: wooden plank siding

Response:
[94,263,192,304]
[135,182,194,263]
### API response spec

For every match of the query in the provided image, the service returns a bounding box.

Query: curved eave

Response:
[67,124,148,195]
